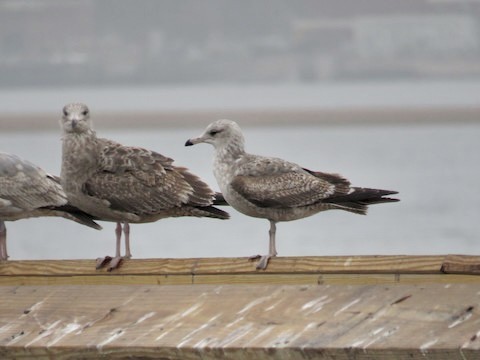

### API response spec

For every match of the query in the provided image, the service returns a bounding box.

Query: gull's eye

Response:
[63,108,68,116]
[81,110,89,116]
[209,129,222,136]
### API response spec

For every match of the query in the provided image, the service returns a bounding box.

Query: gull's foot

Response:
[248,254,261,262]
[107,256,123,272]
[248,254,275,269]
[255,255,273,270]
[95,256,112,270]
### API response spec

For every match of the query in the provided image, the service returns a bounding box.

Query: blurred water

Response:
[1,121,479,260]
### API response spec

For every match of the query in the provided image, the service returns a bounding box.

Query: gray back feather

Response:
[0,152,66,213]
[84,138,215,216]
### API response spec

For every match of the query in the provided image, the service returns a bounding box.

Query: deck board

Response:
[1,255,479,286]
[0,255,448,276]
[0,283,479,359]
[1,255,480,358]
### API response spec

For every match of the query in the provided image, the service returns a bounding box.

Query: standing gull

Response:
[0,152,101,260]
[60,103,230,270]
[186,119,399,270]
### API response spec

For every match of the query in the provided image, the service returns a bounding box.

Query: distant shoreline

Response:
[2,106,479,131]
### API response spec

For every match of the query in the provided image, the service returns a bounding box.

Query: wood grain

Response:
[442,255,480,274]
[0,255,450,276]
[1,255,479,286]
[0,284,479,359]
[0,256,479,358]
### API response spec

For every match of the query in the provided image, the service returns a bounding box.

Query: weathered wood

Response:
[442,255,480,274]
[1,255,480,286]
[0,255,452,276]
[0,256,479,358]
[2,273,480,287]
[0,283,479,359]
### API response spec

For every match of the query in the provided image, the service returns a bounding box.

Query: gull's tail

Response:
[46,204,102,230]
[326,188,399,215]
[191,205,230,220]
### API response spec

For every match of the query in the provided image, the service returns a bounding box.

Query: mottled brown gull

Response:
[0,152,101,260]
[60,103,230,270]
[186,119,399,270]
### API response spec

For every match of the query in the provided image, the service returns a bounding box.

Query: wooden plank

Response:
[0,255,450,277]
[194,273,480,285]
[2,255,480,286]
[442,255,480,274]
[0,275,193,286]
[0,284,479,359]
[1,273,480,286]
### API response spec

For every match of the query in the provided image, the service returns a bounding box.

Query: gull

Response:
[186,119,399,270]
[60,103,230,270]
[0,152,101,260]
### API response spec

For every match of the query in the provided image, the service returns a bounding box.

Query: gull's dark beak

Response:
[71,120,77,128]
[185,139,194,146]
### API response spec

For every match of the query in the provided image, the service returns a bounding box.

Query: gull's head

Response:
[185,119,244,150]
[61,103,92,134]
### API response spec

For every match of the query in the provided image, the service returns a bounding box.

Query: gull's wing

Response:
[0,153,66,212]
[84,139,214,215]
[230,155,350,209]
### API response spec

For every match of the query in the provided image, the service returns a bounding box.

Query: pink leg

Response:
[115,222,122,258]
[0,221,8,261]
[123,222,132,259]
[252,220,277,270]
[96,222,123,270]
[107,222,124,271]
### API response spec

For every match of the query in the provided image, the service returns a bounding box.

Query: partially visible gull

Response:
[60,103,230,270]
[0,152,101,260]
[186,119,399,270]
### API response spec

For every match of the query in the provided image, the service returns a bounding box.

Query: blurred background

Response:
[1,0,479,261]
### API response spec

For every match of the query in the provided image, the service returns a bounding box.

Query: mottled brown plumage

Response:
[0,152,101,260]
[186,119,399,270]
[60,103,229,270]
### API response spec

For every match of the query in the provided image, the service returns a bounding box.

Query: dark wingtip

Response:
[185,139,193,146]
[205,206,230,220]
[212,192,229,206]
[356,188,400,205]
[327,188,400,208]
[90,221,103,230]
[51,204,103,230]
[73,216,103,230]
